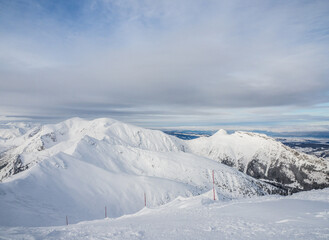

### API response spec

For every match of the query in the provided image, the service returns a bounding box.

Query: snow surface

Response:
[0,118,328,239]
[0,118,281,228]
[0,122,40,154]
[0,188,328,240]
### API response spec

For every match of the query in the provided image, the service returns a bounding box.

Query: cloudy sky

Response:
[1,0,329,131]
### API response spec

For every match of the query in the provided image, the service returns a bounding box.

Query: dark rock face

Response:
[13,155,29,175]
[246,159,267,179]
[221,157,235,167]
[267,164,294,185]
[241,152,328,192]
[0,147,40,182]
[0,153,23,181]
[295,163,329,191]
[265,161,329,193]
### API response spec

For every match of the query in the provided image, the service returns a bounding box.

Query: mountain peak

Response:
[213,129,228,136]
[188,130,329,192]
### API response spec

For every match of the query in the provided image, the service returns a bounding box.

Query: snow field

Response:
[0,189,328,240]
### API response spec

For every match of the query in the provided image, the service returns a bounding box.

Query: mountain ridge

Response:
[187,130,329,192]
[0,117,285,227]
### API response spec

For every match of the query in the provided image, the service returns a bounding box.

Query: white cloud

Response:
[0,0,329,127]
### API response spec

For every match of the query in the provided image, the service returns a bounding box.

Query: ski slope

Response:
[0,188,328,240]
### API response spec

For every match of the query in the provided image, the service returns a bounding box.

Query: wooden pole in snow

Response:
[212,170,216,201]
[66,215,68,225]
[144,192,146,207]
[105,206,107,218]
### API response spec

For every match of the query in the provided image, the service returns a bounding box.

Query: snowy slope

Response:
[1,188,328,240]
[0,118,185,181]
[0,122,39,142]
[0,122,40,154]
[0,118,282,227]
[187,130,329,192]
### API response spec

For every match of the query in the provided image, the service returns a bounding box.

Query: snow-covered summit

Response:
[212,129,228,136]
[0,117,185,181]
[187,130,329,192]
[35,117,184,153]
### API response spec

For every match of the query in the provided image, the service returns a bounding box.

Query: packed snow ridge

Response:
[0,117,328,227]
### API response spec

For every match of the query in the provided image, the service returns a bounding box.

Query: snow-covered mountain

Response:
[0,118,185,181]
[187,130,329,192]
[0,118,282,227]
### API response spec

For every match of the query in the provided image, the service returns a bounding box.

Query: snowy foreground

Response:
[1,189,328,240]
